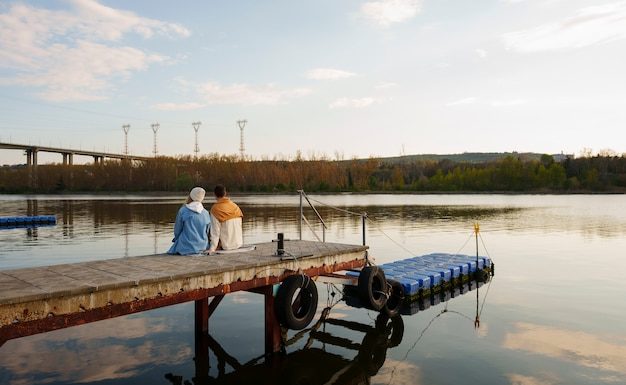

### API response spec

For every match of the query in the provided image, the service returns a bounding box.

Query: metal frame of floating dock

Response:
[0,240,368,354]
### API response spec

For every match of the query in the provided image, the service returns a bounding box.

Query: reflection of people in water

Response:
[164,312,404,385]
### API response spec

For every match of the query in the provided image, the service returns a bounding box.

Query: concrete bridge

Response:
[0,142,151,166]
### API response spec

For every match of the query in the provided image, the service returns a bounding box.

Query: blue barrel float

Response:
[0,215,57,228]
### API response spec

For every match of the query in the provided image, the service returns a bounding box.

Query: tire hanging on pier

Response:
[358,266,388,311]
[275,274,318,330]
[382,279,404,318]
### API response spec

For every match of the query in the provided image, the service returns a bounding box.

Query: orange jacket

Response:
[210,197,243,223]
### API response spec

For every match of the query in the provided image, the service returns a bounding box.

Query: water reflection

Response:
[503,322,626,377]
[160,278,491,385]
[1,195,625,251]
[0,196,527,269]
[165,312,405,385]
[2,194,626,384]
[0,315,191,384]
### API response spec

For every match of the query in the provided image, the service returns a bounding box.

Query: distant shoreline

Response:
[1,189,624,197]
[2,154,624,194]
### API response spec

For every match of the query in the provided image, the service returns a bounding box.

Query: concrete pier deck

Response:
[0,240,368,345]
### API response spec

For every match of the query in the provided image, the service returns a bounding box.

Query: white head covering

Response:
[189,187,206,202]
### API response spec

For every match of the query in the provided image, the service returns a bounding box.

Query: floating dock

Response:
[0,215,56,227]
[379,253,492,298]
[0,240,367,352]
[347,253,493,300]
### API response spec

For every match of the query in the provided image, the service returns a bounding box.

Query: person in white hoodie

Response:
[167,187,211,255]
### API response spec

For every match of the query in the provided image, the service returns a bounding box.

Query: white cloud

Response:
[329,97,382,109]
[375,81,398,89]
[10,41,165,101]
[475,48,488,58]
[446,97,478,106]
[306,68,356,80]
[155,81,311,109]
[503,2,626,52]
[69,0,191,40]
[360,0,422,27]
[153,102,206,111]
[199,82,311,105]
[0,0,189,101]
[446,97,528,107]
[490,99,527,107]
[507,374,557,385]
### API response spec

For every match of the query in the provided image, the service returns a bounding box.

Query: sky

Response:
[1,0,626,165]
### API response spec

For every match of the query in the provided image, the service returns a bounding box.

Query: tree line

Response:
[1,154,625,193]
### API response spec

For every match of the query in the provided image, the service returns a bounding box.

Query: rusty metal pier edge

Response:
[0,258,366,355]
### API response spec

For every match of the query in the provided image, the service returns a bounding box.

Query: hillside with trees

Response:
[1,153,625,194]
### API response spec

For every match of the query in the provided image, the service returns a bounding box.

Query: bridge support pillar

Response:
[26,150,32,166]
[68,153,73,165]
[62,153,68,165]
[32,149,38,167]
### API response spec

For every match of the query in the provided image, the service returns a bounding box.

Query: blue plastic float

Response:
[0,215,57,227]
[348,253,492,298]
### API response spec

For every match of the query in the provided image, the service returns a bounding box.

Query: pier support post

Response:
[194,298,210,382]
[261,285,282,354]
[68,153,73,165]
[249,285,282,354]
[32,149,38,167]
[62,153,68,165]
[195,298,209,335]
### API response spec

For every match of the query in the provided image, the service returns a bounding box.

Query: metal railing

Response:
[298,190,327,242]
[298,190,367,245]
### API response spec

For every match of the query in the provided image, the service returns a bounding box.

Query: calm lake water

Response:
[1,194,625,385]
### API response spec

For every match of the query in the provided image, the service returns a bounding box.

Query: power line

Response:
[0,94,157,123]
[0,94,227,128]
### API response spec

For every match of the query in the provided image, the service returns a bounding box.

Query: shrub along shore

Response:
[1,154,625,194]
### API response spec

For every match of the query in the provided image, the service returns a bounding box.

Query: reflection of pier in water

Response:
[167,311,404,385]
[165,279,488,385]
